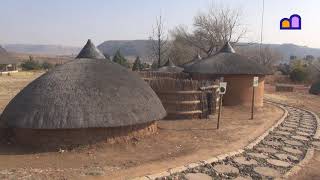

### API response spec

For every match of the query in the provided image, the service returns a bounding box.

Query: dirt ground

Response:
[265,84,320,180]
[0,72,284,179]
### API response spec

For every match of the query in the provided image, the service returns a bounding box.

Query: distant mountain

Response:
[0,45,8,55]
[242,43,320,62]
[97,40,153,61]
[3,44,81,56]
[4,41,320,64]
[98,40,320,63]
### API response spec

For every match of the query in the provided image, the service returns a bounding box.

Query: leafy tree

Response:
[42,62,54,70]
[21,56,41,70]
[309,80,320,95]
[132,56,143,71]
[103,53,111,60]
[112,50,129,68]
[290,66,308,82]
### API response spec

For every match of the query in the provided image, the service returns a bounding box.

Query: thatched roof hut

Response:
[76,39,106,59]
[157,59,184,73]
[183,42,269,75]
[180,54,202,69]
[0,41,166,148]
[184,42,270,107]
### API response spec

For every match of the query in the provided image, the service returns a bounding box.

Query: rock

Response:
[246,153,268,159]
[279,127,295,131]
[300,125,314,129]
[274,131,291,136]
[292,135,309,141]
[254,167,281,177]
[267,159,291,167]
[284,140,304,146]
[298,128,313,133]
[269,136,288,141]
[213,164,239,174]
[275,153,299,161]
[283,124,297,129]
[256,147,278,154]
[233,156,257,165]
[296,131,311,136]
[185,173,212,180]
[263,140,282,146]
[283,147,303,155]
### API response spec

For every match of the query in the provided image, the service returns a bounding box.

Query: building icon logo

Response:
[280,14,301,30]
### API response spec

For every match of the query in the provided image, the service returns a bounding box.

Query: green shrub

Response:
[21,57,41,70]
[289,67,308,82]
[309,80,320,95]
[41,62,54,70]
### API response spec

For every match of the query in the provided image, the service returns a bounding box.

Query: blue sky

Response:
[1,0,319,48]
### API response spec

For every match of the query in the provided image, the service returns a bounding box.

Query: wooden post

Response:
[251,87,255,120]
[217,94,223,129]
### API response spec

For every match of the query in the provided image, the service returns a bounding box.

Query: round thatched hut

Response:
[184,42,270,107]
[180,54,202,69]
[157,59,184,73]
[0,40,166,149]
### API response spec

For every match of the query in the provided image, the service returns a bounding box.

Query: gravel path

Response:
[153,104,320,180]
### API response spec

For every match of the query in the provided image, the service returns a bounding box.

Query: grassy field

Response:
[0,71,43,112]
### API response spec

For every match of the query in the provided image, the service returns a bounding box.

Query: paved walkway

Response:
[156,104,320,180]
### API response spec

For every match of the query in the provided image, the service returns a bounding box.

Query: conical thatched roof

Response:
[157,59,184,73]
[0,59,166,129]
[184,42,270,75]
[76,39,106,59]
[181,54,202,69]
[0,46,19,64]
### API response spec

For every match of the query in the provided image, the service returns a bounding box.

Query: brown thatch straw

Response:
[76,39,106,59]
[0,58,166,129]
[184,42,270,75]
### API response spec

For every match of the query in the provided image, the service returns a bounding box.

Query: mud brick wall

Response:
[10,121,157,149]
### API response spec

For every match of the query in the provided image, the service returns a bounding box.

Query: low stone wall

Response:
[275,84,294,92]
[8,121,157,150]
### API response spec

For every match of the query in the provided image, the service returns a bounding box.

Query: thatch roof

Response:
[0,59,166,129]
[180,54,202,69]
[157,59,184,73]
[183,42,270,75]
[0,46,19,64]
[76,39,106,59]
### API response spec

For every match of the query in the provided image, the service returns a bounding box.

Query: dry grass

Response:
[0,71,43,112]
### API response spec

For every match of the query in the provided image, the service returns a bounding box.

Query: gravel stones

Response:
[213,164,239,174]
[254,167,281,177]
[256,147,278,154]
[283,147,303,155]
[185,173,212,180]
[246,153,268,159]
[274,153,299,161]
[233,157,257,165]
[292,135,309,141]
[284,140,304,146]
[274,131,291,136]
[267,159,291,167]
[296,131,311,136]
[263,140,282,146]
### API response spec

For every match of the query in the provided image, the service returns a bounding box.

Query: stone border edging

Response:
[132,102,289,180]
[265,99,320,140]
[278,148,315,180]
[245,102,288,150]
